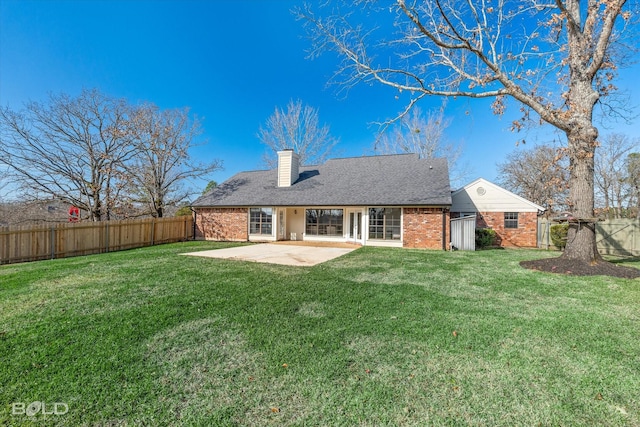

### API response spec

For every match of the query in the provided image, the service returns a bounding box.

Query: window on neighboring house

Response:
[369,208,401,240]
[504,212,519,229]
[305,209,343,236]
[249,207,273,235]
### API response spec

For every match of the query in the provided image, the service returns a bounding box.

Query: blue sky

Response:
[1,0,639,194]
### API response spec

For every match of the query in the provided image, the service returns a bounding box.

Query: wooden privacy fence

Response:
[538,218,640,256]
[0,216,194,265]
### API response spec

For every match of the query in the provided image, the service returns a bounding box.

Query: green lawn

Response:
[1,242,639,426]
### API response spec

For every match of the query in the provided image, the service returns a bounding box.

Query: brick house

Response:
[450,178,545,248]
[192,151,452,250]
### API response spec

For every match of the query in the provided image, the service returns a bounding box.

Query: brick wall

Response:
[403,208,448,249]
[195,208,248,241]
[476,211,538,247]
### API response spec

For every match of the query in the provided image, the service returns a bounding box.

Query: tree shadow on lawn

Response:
[608,256,640,265]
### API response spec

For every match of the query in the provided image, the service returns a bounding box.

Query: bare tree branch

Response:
[125,104,222,218]
[375,104,472,187]
[258,99,339,167]
[0,89,134,221]
[497,144,569,213]
[594,133,640,218]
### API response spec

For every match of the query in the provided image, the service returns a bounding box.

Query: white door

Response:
[347,209,364,244]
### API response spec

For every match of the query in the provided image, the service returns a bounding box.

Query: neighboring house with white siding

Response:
[451,178,545,247]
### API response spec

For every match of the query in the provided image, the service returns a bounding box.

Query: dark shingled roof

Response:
[192,154,451,207]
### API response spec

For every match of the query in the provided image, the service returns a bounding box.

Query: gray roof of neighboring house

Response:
[192,153,452,207]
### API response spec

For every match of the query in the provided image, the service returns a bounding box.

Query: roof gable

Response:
[192,154,452,207]
[451,178,545,213]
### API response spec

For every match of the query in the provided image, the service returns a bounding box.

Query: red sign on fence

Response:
[68,206,79,222]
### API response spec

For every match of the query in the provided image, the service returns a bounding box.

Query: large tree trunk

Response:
[561,120,601,263]
[559,8,603,264]
[89,188,103,221]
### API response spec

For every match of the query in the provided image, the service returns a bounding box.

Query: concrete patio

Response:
[181,242,359,266]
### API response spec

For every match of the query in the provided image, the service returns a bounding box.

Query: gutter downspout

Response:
[190,207,197,240]
[442,208,448,251]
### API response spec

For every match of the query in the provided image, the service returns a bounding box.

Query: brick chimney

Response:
[277,149,300,187]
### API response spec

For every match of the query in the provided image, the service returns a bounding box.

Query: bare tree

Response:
[0,89,134,221]
[375,105,471,187]
[125,104,222,218]
[299,0,636,264]
[594,133,639,218]
[625,152,640,218]
[0,166,8,200]
[497,145,569,214]
[258,99,338,167]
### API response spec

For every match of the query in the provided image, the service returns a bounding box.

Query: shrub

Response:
[475,228,497,249]
[175,206,192,217]
[550,223,569,250]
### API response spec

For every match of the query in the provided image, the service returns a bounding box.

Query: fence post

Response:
[545,220,550,250]
[105,221,109,253]
[1,228,7,264]
[150,219,155,246]
[50,226,55,260]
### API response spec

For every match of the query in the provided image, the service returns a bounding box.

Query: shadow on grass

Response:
[608,256,640,265]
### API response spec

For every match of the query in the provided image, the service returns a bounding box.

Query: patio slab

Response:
[181,243,358,266]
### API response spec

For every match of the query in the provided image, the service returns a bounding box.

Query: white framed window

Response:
[305,209,343,236]
[368,208,401,240]
[249,207,273,235]
[504,212,518,229]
